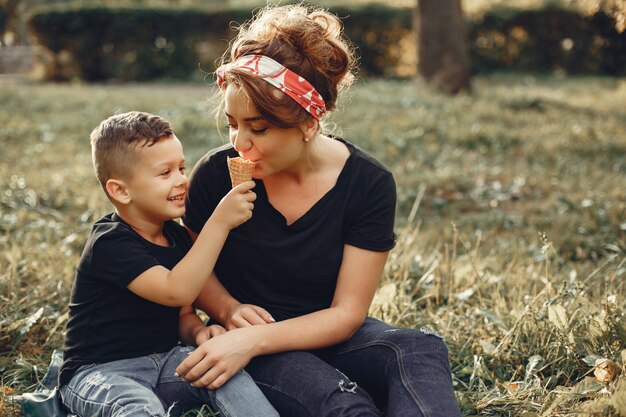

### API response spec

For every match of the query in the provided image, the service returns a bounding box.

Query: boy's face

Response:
[124,135,188,222]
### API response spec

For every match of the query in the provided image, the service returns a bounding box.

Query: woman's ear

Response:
[300,118,319,143]
[106,179,131,205]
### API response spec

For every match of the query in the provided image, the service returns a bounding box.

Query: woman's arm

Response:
[176,244,388,389]
[194,272,275,327]
[183,225,241,324]
[185,225,275,327]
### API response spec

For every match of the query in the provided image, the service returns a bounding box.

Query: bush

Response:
[0,11,5,38]
[336,5,414,77]
[468,6,626,75]
[0,0,12,38]
[27,5,253,81]
[26,4,414,81]
[26,3,626,81]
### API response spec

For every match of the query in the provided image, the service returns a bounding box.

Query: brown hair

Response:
[90,111,173,195]
[216,4,356,128]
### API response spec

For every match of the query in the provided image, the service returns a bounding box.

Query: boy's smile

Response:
[167,194,185,203]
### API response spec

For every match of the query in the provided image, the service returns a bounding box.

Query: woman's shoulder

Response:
[336,137,393,179]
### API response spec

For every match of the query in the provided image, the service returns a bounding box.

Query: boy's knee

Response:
[220,369,254,391]
[104,391,165,417]
[111,403,165,417]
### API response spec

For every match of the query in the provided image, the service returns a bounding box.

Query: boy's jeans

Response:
[60,345,278,417]
[246,317,462,417]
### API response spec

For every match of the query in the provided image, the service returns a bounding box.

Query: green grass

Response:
[1,74,625,416]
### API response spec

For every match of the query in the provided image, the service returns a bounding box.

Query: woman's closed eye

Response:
[226,121,268,135]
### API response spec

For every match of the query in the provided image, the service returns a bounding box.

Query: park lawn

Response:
[1,74,625,416]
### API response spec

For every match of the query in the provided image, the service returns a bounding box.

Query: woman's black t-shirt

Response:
[183,137,396,321]
[59,213,192,386]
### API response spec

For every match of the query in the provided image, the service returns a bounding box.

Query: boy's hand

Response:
[195,324,227,346]
[225,303,275,330]
[211,181,256,230]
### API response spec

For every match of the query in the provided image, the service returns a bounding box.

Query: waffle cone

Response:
[227,157,256,188]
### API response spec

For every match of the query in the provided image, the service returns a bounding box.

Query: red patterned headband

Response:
[215,54,326,120]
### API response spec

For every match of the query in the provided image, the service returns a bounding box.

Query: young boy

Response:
[58,111,277,417]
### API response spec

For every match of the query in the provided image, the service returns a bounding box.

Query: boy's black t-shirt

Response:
[59,213,192,386]
[183,137,396,322]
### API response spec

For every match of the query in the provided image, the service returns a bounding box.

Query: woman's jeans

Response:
[246,317,461,417]
[60,345,278,417]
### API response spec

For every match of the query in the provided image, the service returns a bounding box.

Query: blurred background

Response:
[1,1,626,416]
[1,0,625,86]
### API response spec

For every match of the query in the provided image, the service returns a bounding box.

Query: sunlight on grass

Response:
[1,75,625,416]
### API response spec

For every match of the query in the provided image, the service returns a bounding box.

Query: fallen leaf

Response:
[506,381,523,393]
[594,358,620,384]
[548,304,569,330]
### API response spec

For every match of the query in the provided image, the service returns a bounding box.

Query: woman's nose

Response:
[232,130,253,153]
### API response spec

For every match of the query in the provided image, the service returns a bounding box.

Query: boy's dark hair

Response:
[91,111,172,196]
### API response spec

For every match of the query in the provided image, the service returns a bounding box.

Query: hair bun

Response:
[229,4,356,112]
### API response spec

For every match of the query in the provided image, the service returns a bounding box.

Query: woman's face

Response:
[224,84,308,179]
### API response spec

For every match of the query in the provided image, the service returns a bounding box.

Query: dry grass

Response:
[1,74,625,416]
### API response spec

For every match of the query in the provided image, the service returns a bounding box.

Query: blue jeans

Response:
[246,317,461,417]
[60,345,278,417]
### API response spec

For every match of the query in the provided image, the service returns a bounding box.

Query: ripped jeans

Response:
[246,317,461,417]
[60,345,278,417]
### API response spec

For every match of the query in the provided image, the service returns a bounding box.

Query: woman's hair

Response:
[215,4,356,129]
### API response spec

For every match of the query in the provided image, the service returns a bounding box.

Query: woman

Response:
[178,5,461,417]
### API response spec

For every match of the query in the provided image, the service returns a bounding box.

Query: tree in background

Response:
[0,0,17,44]
[0,0,32,45]
[414,0,471,94]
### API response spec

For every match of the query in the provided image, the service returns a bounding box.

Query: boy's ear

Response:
[106,179,131,205]
[299,118,319,142]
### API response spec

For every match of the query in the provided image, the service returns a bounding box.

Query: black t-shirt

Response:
[183,137,396,321]
[59,213,193,386]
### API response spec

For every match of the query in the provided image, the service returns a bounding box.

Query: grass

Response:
[0,74,625,416]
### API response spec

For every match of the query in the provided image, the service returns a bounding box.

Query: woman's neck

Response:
[261,135,350,225]
[274,134,343,183]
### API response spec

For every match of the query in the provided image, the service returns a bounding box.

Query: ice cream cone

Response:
[227,156,256,188]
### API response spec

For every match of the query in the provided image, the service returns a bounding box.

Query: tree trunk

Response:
[414,0,471,94]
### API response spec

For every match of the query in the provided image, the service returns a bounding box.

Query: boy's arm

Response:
[179,305,227,346]
[179,305,207,345]
[127,181,255,307]
[185,229,274,328]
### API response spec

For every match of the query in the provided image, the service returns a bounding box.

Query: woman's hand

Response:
[225,303,275,330]
[176,327,260,389]
[194,324,227,346]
